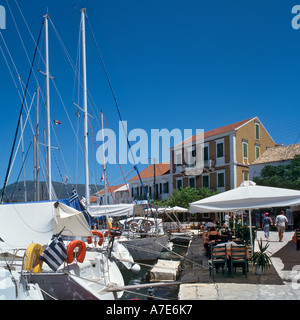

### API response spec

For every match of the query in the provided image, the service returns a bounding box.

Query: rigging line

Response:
[72,22,81,105]
[52,149,70,197]
[49,16,104,131]
[6,0,40,88]
[13,0,47,105]
[85,14,154,218]
[50,78,84,154]
[0,19,44,203]
[103,114,134,204]
[109,168,134,185]
[0,41,23,102]
[10,140,33,202]
[14,0,45,64]
[88,118,116,204]
[7,92,36,185]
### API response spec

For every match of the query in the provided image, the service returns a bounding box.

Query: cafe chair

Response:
[230,244,248,278]
[296,229,300,250]
[208,244,227,277]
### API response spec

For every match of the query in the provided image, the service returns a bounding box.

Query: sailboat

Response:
[0,9,125,300]
[89,197,169,261]
[0,200,124,300]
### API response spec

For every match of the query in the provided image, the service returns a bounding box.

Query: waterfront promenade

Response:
[178,230,300,300]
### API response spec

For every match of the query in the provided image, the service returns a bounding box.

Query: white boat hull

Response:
[28,252,124,300]
[0,267,43,300]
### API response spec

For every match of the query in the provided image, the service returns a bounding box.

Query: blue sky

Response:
[0,0,300,196]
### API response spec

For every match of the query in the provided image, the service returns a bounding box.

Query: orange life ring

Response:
[66,240,86,264]
[87,230,104,246]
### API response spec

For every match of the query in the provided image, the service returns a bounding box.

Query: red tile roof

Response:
[129,162,170,181]
[96,184,125,195]
[175,118,254,147]
[90,196,97,203]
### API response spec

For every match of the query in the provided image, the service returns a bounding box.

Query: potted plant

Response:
[251,239,272,274]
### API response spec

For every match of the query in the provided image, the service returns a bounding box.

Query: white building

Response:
[250,143,300,180]
[128,162,170,201]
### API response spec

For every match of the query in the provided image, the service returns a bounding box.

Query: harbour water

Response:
[120,243,188,300]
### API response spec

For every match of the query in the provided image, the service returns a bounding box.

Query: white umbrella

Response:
[190,181,300,252]
[158,206,188,213]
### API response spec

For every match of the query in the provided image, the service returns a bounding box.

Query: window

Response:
[243,171,249,181]
[203,145,210,167]
[243,141,248,160]
[163,182,169,194]
[255,145,260,159]
[189,177,195,188]
[215,139,225,166]
[255,123,260,140]
[217,172,225,188]
[175,150,182,166]
[202,175,209,188]
[204,146,209,161]
[176,178,182,189]
[185,146,196,167]
[155,184,159,197]
[216,142,224,158]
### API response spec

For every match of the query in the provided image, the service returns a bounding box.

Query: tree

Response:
[153,186,217,209]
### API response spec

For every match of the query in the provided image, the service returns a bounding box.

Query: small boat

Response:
[117,216,169,261]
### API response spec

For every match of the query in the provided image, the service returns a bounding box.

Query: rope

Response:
[103,114,134,204]
[155,239,208,270]
[10,140,33,201]
[122,289,168,300]
[52,150,70,197]
[38,287,58,300]
[0,18,44,203]
[85,13,155,217]
[88,118,116,204]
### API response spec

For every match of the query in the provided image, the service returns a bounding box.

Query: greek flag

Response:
[39,235,67,271]
[69,188,97,228]
[69,188,79,204]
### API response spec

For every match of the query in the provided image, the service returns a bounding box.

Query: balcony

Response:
[204,159,215,168]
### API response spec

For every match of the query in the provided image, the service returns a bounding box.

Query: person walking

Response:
[262,212,273,240]
[275,210,288,242]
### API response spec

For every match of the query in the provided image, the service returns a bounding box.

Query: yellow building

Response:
[170,117,276,193]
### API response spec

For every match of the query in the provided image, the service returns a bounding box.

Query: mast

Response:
[81,8,90,206]
[101,110,107,204]
[44,13,52,200]
[36,85,40,201]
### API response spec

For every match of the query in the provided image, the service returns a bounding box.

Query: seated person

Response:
[208,227,220,241]
[203,227,220,256]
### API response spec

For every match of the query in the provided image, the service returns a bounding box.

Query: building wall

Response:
[171,118,276,194]
[129,174,171,201]
[235,118,276,187]
[235,119,276,165]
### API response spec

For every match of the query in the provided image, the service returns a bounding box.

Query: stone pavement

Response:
[178,230,300,300]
